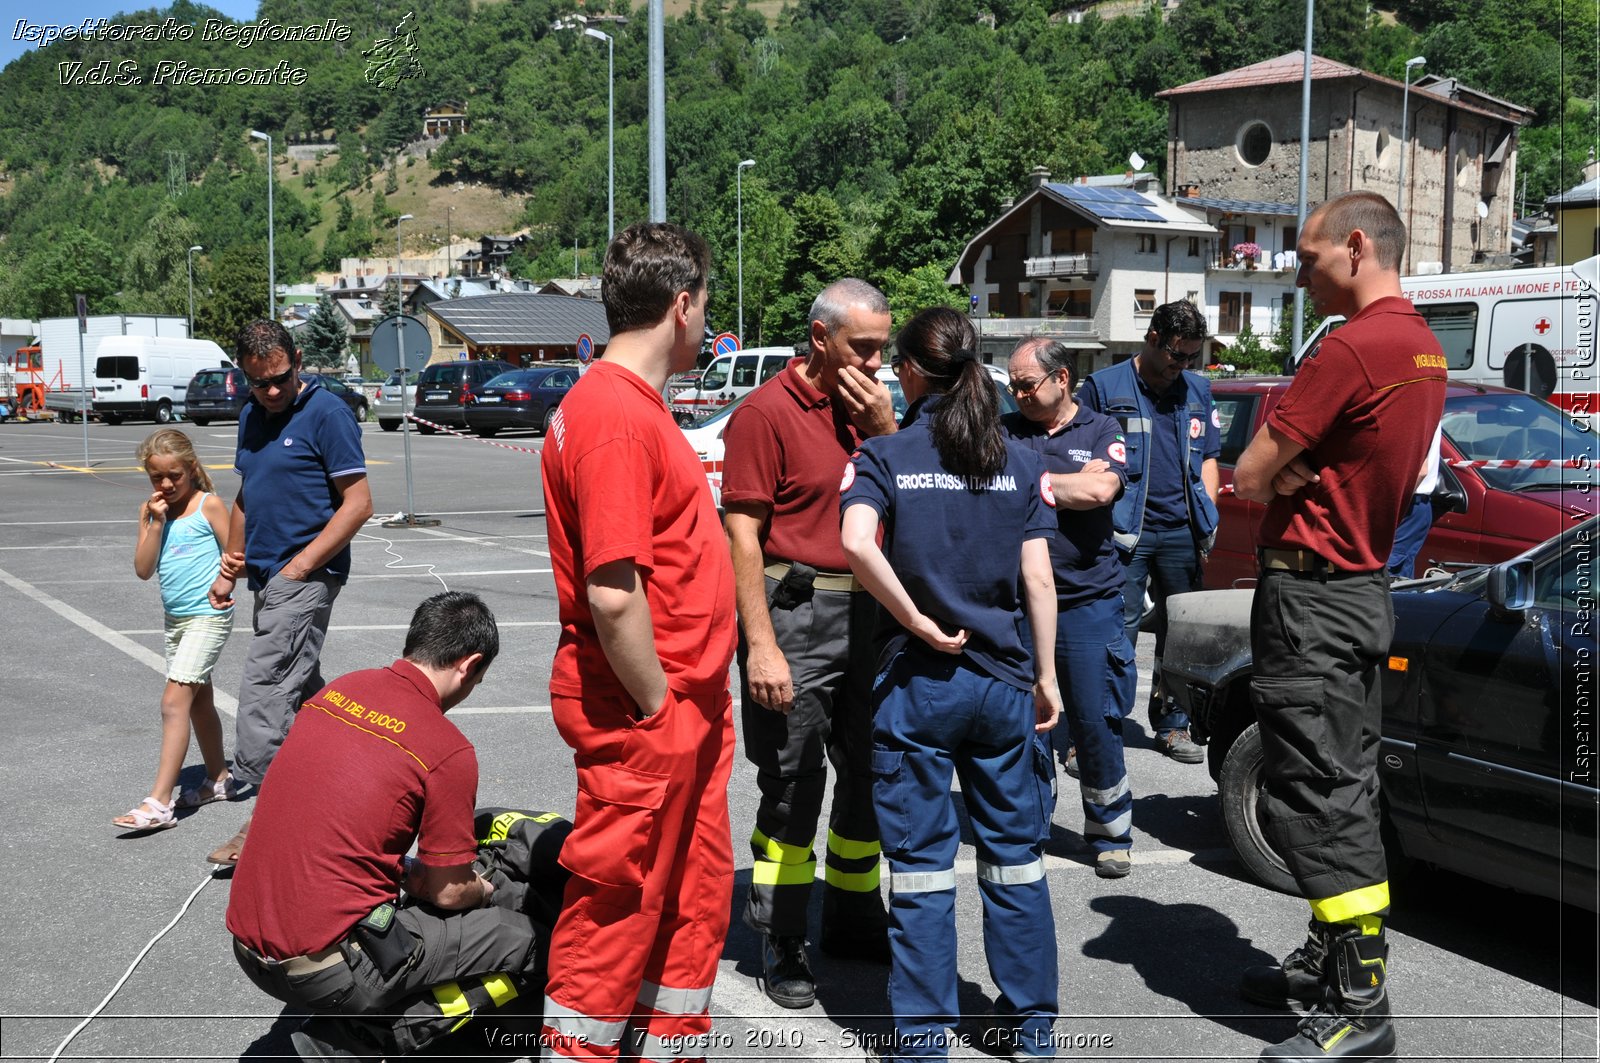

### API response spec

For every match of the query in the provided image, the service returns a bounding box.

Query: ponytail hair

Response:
[136,427,215,493]
[895,307,1005,481]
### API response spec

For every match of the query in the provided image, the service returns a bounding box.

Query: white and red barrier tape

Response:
[1446,458,1591,469]
[404,414,542,455]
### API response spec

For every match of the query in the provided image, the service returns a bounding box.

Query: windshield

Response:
[1442,391,1597,491]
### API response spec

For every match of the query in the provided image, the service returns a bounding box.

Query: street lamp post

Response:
[249,130,275,320]
[584,27,615,242]
[186,245,203,336]
[396,213,413,314]
[1397,55,1427,253]
[736,159,755,346]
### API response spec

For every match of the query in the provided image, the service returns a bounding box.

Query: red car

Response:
[1203,377,1597,589]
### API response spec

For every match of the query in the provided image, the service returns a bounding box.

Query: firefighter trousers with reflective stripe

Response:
[542,687,736,1062]
[870,651,1059,1061]
[1249,569,1392,903]
[740,581,884,937]
[232,900,541,1055]
[1051,593,1136,855]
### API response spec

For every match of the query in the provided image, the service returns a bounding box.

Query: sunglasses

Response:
[1160,342,1201,365]
[245,366,296,391]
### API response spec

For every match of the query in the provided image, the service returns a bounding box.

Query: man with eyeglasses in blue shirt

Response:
[206,319,373,866]
[1079,300,1220,764]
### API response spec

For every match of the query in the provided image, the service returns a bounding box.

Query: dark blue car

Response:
[464,366,579,437]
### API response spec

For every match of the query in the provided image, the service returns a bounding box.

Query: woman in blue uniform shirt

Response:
[840,306,1064,1061]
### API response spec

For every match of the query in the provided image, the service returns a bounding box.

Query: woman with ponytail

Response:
[840,306,1064,1061]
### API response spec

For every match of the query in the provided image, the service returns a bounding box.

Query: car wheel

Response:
[475,427,500,438]
[191,418,209,427]
[674,411,694,428]
[354,401,368,423]
[100,413,120,426]
[418,423,437,435]
[1219,723,1298,894]
[541,407,557,435]
[1205,683,1255,784]
[379,419,400,432]
[156,401,174,424]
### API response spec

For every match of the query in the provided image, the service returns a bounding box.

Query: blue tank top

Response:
[159,493,231,617]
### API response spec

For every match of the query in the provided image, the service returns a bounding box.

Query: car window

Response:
[1441,391,1596,491]
[485,371,523,388]
[758,356,787,384]
[1533,523,1593,611]
[731,355,758,389]
[701,358,731,390]
[97,356,139,381]
[1213,394,1259,467]
[551,371,576,387]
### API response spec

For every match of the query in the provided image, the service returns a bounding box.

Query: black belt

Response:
[1259,548,1376,581]
[232,938,345,976]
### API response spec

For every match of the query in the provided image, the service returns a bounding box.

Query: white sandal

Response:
[174,770,236,810]
[113,796,177,831]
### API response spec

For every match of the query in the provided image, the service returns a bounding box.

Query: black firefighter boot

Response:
[1260,925,1396,1062]
[1240,919,1329,1009]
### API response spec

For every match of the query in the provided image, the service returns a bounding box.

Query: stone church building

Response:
[1157,51,1533,272]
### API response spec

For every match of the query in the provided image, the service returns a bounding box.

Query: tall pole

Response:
[186,245,203,337]
[648,0,665,221]
[736,159,755,345]
[1290,11,1314,368]
[396,214,418,522]
[1398,56,1427,271]
[586,27,615,241]
[446,204,452,276]
[249,130,275,320]
[397,212,413,315]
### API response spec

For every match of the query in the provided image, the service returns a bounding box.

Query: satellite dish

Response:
[1475,200,1489,219]
[1129,151,1146,171]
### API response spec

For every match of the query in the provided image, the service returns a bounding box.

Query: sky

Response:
[3,0,262,70]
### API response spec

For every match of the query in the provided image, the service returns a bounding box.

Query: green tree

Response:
[7,229,119,319]
[880,263,969,330]
[1223,323,1280,374]
[300,296,349,369]
[195,244,271,346]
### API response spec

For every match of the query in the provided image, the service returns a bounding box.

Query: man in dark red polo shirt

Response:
[227,591,541,1061]
[722,278,898,1008]
[1234,191,1446,1063]
[539,222,738,1062]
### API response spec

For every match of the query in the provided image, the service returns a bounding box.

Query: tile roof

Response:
[1158,51,1528,124]
[425,293,612,346]
[1177,195,1300,218]
[1156,52,1364,97]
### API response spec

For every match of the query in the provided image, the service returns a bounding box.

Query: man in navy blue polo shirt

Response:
[1003,338,1137,878]
[207,319,372,865]
[1079,301,1219,764]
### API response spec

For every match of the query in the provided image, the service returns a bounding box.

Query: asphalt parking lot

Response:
[0,417,1595,1062]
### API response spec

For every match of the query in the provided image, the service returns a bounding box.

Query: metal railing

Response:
[1024,253,1101,278]
[972,316,1098,338]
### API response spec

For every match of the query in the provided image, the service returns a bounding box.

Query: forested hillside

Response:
[0,0,1591,345]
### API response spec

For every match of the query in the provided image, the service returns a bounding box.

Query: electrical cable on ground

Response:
[44,868,222,1063]
[359,517,451,593]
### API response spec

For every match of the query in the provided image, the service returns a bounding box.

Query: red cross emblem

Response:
[1534,318,1552,334]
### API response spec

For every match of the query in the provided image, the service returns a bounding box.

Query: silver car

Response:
[375,368,420,431]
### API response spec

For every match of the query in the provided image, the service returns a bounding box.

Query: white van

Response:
[1299,255,1598,427]
[667,346,795,426]
[92,336,230,425]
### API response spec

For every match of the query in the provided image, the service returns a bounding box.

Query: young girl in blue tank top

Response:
[114,429,237,832]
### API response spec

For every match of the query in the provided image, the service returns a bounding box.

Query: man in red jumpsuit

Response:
[539,221,738,1063]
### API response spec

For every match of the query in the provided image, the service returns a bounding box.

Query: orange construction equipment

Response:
[11,346,45,416]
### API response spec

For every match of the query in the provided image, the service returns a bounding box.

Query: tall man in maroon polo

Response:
[722,279,898,1008]
[1234,191,1445,1063]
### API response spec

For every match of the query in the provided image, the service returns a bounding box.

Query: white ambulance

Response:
[1301,255,1598,427]
[667,346,795,426]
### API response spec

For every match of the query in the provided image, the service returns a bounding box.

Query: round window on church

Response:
[1237,121,1273,167]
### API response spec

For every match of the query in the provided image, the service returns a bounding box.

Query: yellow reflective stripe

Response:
[449,1016,472,1034]
[432,980,470,1017]
[824,864,881,892]
[1323,1024,1353,1051]
[1308,882,1390,925]
[827,830,882,861]
[482,972,519,1007]
[752,827,814,864]
[752,858,817,886]
[483,811,532,844]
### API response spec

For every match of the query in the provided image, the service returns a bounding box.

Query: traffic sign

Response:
[713,332,740,358]
[369,314,432,375]
[576,333,594,363]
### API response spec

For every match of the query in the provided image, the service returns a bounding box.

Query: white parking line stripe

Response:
[348,568,552,579]
[0,564,237,720]
[113,621,562,635]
